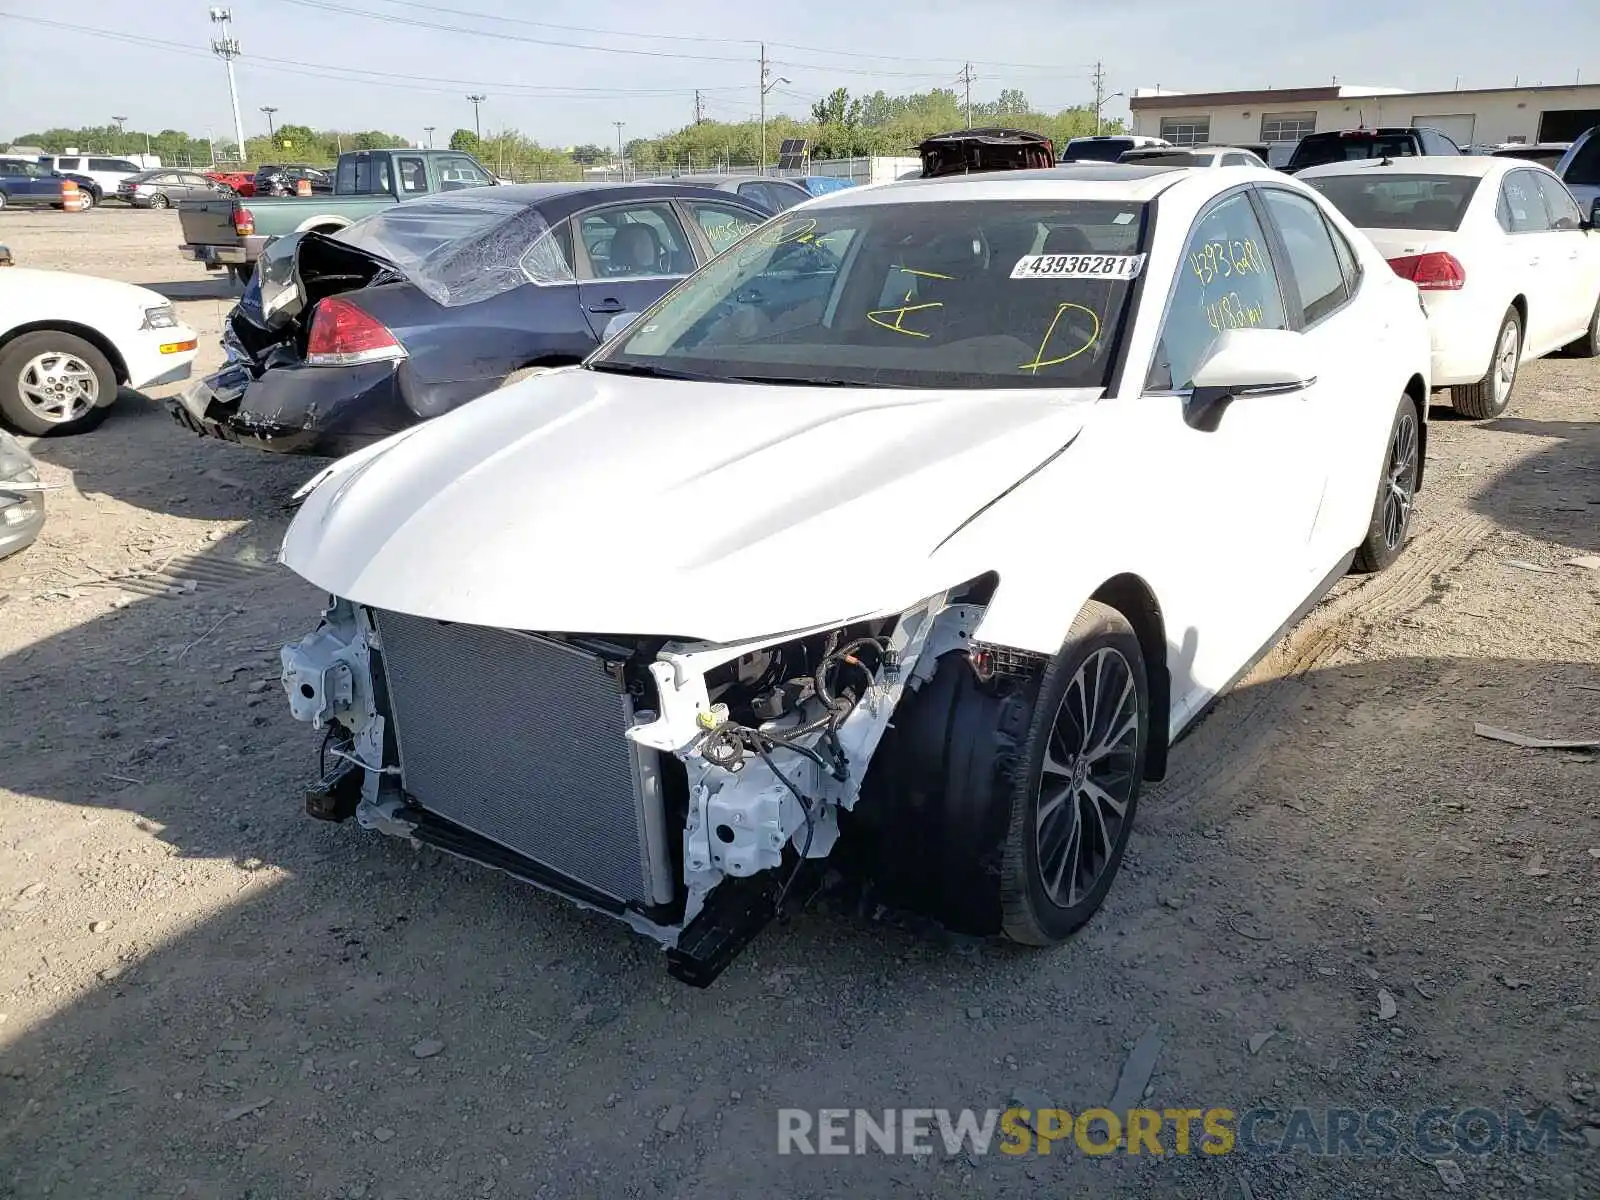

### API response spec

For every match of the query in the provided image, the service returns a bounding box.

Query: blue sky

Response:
[2,0,1597,147]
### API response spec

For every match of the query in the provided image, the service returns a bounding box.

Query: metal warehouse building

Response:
[1127,82,1600,150]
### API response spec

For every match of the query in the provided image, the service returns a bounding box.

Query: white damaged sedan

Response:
[277,164,1431,984]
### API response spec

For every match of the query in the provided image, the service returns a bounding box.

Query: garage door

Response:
[1411,114,1476,147]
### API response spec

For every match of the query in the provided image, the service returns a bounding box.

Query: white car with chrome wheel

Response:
[1301,156,1600,418]
[271,164,1432,984]
[0,268,199,436]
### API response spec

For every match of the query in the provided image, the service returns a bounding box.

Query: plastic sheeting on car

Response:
[335,194,574,308]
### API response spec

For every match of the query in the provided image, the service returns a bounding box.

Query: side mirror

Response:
[602,311,640,342]
[1186,328,1318,431]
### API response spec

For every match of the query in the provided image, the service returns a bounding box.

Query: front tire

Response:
[1450,307,1520,418]
[1351,392,1421,574]
[0,332,116,436]
[1000,601,1148,945]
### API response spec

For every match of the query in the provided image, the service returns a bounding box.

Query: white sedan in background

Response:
[0,268,198,436]
[271,164,1431,984]
[1301,156,1600,418]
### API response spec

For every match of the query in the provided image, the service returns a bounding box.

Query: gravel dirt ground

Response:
[0,207,1596,1200]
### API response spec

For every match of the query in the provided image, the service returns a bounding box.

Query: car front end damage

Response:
[279,588,988,984]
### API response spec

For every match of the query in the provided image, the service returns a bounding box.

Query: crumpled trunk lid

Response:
[229,231,401,367]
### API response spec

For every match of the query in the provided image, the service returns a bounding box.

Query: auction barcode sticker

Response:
[1011,252,1146,280]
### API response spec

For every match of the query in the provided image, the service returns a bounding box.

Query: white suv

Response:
[1060,134,1172,163]
[41,155,143,197]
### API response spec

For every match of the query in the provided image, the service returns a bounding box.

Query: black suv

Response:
[1287,127,1462,173]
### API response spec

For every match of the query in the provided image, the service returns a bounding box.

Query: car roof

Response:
[1296,155,1522,180]
[795,163,1207,210]
[662,174,806,188]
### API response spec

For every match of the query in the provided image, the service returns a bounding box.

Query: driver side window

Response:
[1147,191,1288,391]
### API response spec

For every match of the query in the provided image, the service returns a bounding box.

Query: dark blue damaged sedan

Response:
[168,182,770,457]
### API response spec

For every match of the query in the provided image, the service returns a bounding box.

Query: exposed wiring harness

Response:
[696,635,888,916]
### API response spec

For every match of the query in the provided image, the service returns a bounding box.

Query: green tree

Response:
[569,143,606,165]
[448,128,478,153]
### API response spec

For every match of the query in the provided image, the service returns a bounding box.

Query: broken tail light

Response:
[1387,251,1466,290]
[305,296,405,367]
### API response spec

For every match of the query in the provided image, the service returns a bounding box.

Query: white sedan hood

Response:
[281,367,1094,642]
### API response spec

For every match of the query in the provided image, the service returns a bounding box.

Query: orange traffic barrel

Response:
[60,179,86,213]
[295,177,311,197]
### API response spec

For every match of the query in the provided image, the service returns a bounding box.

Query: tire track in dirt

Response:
[1144,513,1495,825]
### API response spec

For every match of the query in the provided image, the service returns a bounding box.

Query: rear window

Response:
[335,194,569,306]
[1291,134,1418,170]
[1063,139,1135,163]
[596,199,1150,390]
[1304,173,1480,231]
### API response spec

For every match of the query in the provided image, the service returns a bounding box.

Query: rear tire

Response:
[1450,307,1519,418]
[1352,392,1421,574]
[148,192,169,210]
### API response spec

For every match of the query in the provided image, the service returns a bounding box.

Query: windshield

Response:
[1305,173,1480,231]
[335,194,573,306]
[592,199,1149,390]
[1064,139,1134,163]
[1291,134,1417,169]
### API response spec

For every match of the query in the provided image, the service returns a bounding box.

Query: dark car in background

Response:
[116,169,235,209]
[253,164,333,197]
[0,160,79,210]
[919,128,1054,176]
[168,182,770,456]
[668,174,811,213]
[1286,127,1463,173]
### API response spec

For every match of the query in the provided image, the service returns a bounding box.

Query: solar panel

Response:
[776,137,808,170]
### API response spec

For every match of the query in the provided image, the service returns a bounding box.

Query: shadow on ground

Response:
[1469,417,1600,551]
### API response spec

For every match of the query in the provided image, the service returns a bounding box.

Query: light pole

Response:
[613,121,625,177]
[466,94,486,144]
[423,125,435,149]
[209,8,247,163]
[112,115,127,155]
[260,105,277,148]
[758,44,789,175]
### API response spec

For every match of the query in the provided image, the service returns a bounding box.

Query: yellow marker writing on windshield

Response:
[867,301,944,337]
[1019,303,1101,374]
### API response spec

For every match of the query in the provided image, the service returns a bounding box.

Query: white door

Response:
[1130,188,1323,724]
[1499,169,1569,354]
[1257,186,1397,574]
[1532,171,1600,341]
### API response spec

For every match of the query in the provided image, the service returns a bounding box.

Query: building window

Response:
[1159,117,1211,147]
[1261,112,1316,143]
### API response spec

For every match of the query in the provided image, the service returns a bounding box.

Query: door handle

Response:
[586,299,625,314]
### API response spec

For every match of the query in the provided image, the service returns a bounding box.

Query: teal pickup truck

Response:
[178,148,498,283]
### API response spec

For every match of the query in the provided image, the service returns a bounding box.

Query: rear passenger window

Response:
[396,156,426,193]
[1148,191,1288,391]
[1499,172,1550,232]
[1261,189,1349,324]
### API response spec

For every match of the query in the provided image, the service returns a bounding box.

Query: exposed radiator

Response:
[371,610,670,908]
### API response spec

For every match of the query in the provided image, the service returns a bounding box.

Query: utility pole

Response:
[1092,60,1106,134]
[694,89,704,125]
[758,44,788,175]
[209,8,247,163]
[112,115,127,155]
[260,105,277,147]
[613,121,625,177]
[466,93,486,144]
[958,63,975,128]
[423,125,435,149]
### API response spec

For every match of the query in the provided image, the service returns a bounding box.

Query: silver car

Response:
[0,430,45,560]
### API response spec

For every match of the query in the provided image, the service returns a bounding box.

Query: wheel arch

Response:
[294,215,353,235]
[0,321,129,384]
[1404,372,1428,492]
[1088,574,1170,781]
